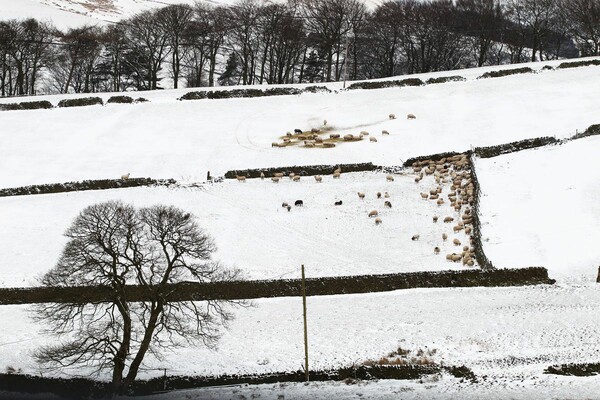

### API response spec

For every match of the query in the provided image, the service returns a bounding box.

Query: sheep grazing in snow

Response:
[271,177,280,183]
[415,176,422,183]
[286,132,293,137]
[323,142,336,148]
[293,175,301,182]
[442,233,448,241]
[384,201,392,208]
[282,202,289,208]
[411,234,420,241]
[305,142,315,148]
[323,119,327,126]
[443,217,454,223]
[274,172,284,178]
[295,200,303,206]
[287,205,291,212]
[334,200,343,206]
[384,192,390,198]
[421,193,429,199]
[294,128,302,134]
[121,173,130,180]
[236,175,246,182]
[333,172,341,179]
[360,131,369,136]
[289,173,295,179]
[370,137,378,142]
[433,216,438,223]
[315,175,323,182]
[463,246,469,252]
[377,192,382,199]
[330,133,340,139]
[389,113,396,120]
[343,134,354,141]
[453,225,463,233]
[315,137,324,143]
[453,238,461,246]
[386,175,394,182]
[311,128,320,133]
[382,130,390,135]
[434,247,440,255]
[368,210,378,218]
[375,217,382,225]
[407,114,416,120]
[357,192,366,200]
[260,172,265,180]
[436,199,444,206]
[465,226,472,235]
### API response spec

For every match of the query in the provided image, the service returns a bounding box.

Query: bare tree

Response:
[565,0,600,56]
[33,201,241,394]
[157,4,194,89]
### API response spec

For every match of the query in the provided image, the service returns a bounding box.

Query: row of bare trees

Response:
[1,0,600,96]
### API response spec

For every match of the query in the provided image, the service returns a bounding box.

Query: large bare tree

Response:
[33,201,241,394]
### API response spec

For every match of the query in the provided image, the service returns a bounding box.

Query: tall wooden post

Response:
[301,264,309,382]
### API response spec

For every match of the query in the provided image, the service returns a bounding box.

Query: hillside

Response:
[1,59,600,398]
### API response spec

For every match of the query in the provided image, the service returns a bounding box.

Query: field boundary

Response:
[0,178,176,197]
[0,267,553,305]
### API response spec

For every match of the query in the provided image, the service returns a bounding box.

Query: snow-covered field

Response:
[1,60,600,399]
[0,170,474,287]
[2,60,600,189]
[477,135,600,283]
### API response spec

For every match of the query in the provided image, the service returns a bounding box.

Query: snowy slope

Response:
[0,0,389,28]
[0,60,599,398]
[2,61,600,189]
[0,171,473,287]
[476,136,600,283]
[2,283,599,385]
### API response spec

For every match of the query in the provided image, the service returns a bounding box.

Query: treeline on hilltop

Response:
[1,0,599,97]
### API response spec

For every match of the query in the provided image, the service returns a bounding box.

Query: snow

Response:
[2,61,600,189]
[1,59,600,398]
[0,171,474,287]
[476,136,600,283]
[2,283,600,394]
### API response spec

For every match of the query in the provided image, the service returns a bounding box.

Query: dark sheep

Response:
[334,200,343,206]
[384,201,392,208]
[294,129,302,134]
[295,200,304,206]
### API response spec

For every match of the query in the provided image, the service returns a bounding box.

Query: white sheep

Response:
[360,131,370,136]
[333,172,341,179]
[274,172,284,178]
[260,172,265,180]
[443,217,454,223]
[235,175,246,182]
[453,238,461,246]
[384,192,390,198]
[386,175,394,182]
[370,137,378,142]
[121,173,130,180]
[389,113,396,120]
[407,114,416,120]
[334,167,342,174]
[368,210,378,218]
[271,177,280,183]
[323,119,328,126]
[375,217,382,225]
[293,175,301,182]
[357,192,366,200]
[315,175,323,183]
[330,133,341,139]
[442,233,448,241]
[382,130,390,135]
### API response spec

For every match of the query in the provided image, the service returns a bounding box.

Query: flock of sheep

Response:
[271,113,417,149]
[411,153,477,267]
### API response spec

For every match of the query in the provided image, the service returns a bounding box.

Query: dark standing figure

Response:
[596,266,600,283]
